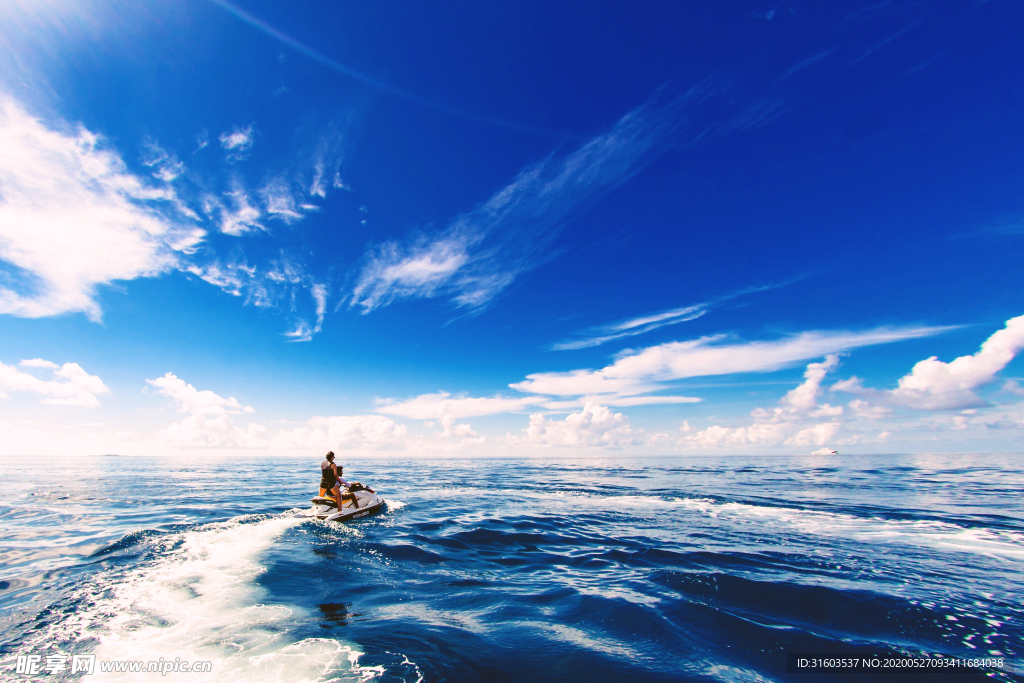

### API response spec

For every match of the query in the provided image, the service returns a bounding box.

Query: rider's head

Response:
[325,451,335,461]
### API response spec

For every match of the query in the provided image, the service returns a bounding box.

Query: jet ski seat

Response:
[312,495,364,509]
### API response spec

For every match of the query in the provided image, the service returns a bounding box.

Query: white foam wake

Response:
[415,485,1024,561]
[676,498,1024,561]
[53,515,384,682]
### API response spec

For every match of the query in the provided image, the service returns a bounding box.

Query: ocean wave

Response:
[23,514,404,682]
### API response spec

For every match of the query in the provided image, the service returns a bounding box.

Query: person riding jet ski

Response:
[319,452,374,509]
[319,451,358,509]
[310,453,386,521]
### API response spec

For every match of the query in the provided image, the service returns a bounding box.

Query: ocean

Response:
[0,453,1020,682]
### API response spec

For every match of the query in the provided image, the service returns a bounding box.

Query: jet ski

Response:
[306,489,386,522]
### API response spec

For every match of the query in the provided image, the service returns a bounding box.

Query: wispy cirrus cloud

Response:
[260,176,304,224]
[514,326,950,398]
[185,252,321,333]
[350,87,712,314]
[201,181,264,236]
[218,123,255,161]
[0,94,342,340]
[350,238,472,313]
[194,128,209,153]
[140,138,186,182]
[284,283,329,342]
[551,281,804,351]
[552,304,709,351]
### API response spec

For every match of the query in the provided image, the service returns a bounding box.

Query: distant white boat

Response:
[811,447,838,455]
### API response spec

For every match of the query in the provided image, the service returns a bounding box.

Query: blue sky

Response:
[1,0,1023,456]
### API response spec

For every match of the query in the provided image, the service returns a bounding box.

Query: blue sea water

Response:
[0,454,1021,682]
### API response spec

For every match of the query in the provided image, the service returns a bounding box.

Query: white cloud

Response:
[1004,380,1024,397]
[0,359,109,407]
[513,327,945,397]
[0,97,205,321]
[788,421,841,447]
[19,358,58,369]
[685,356,848,449]
[140,139,186,182]
[551,282,800,351]
[686,420,843,449]
[260,176,304,223]
[779,354,843,415]
[687,422,793,447]
[830,376,864,393]
[512,368,654,399]
[283,321,315,342]
[187,254,317,321]
[376,390,701,424]
[186,260,267,303]
[593,395,701,407]
[888,314,1024,410]
[376,392,538,420]
[437,414,482,442]
[309,130,346,198]
[202,185,263,236]
[351,237,471,313]
[218,124,254,161]
[514,403,640,448]
[310,161,327,198]
[147,372,254,415]
[828,315,1024,412]
[312,283,327,327]
[553,304,710,350]
[350,90,700,313]
[160,414,267,449]
[283,283,329,342]
[274,415,409,451]
[848,398,891,420]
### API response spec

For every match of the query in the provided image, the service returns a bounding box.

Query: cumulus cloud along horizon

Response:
[512,403,641,448]
[0,358,109,408]
[155,411,419,451]
[685,354,848,449]
[375,392,541,420]
[147,372,255,415]
[375,390,702,421]
[683,315,1024,450]
[349,87,711,314]
[833,314,1024,411]
[0,97,205,321]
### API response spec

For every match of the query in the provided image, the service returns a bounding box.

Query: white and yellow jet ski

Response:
[306,489,386,522]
